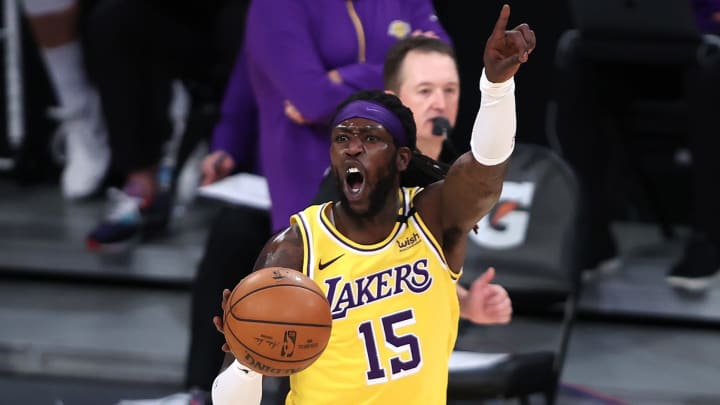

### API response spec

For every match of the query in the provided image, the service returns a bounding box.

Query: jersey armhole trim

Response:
[407,187,451,271]
[291,213,312,278]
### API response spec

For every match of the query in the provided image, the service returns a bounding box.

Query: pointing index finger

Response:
[492,4,511,38]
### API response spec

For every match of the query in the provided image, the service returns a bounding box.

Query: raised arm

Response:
[412,5,534,274]
[438,5,535,234]
[443,5,535,231]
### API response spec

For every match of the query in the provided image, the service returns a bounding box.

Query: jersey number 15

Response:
[358,308,422,384]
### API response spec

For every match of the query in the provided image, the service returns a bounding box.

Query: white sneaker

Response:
[48,88,111,200]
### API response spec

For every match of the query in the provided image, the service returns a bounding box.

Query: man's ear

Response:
[397,146,411,171]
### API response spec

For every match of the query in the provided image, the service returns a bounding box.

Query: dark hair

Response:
[331,89,449,187]
[383,36,457,93]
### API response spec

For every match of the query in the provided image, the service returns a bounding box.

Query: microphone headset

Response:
[431,117,451,137]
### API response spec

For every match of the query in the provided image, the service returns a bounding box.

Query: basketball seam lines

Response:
[230,284,328,311]
[229,318,331,328]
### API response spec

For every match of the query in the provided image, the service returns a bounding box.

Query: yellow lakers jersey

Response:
[287,187,461,405]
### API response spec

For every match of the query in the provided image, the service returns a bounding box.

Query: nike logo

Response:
[318,254,344,270]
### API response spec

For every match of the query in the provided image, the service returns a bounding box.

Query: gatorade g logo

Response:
[470,181,535,249]
[281,330,297,357]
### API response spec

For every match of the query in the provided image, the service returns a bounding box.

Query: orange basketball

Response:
[223,267,332,376]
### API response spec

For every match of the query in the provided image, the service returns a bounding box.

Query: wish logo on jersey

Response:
[470,181,536,249]
[324,258,432,319]
[396,232,421,252]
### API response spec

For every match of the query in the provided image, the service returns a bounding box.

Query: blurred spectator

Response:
[383,36,462,163]
[20,0,110,199]
[205,0,451,233]
[554,0,720,292]
[83,0,248,252]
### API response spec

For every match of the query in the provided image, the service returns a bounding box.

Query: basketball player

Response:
[308,35,509,326]
[212,5,535,404]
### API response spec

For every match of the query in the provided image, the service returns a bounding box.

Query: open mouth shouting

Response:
[343,165,366,201]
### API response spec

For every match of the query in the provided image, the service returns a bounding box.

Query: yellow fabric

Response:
[287,187,460,405]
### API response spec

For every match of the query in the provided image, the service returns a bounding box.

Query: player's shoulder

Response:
[409,182,442,210]
[270,223,303,247]
[254,224,304,271]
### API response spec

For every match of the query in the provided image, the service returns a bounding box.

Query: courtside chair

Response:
[447,143,583,405]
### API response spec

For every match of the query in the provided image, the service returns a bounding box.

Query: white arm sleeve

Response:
[211,360,263,405]
[469,69,516,166]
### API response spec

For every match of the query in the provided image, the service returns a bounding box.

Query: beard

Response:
[335,162,398,220]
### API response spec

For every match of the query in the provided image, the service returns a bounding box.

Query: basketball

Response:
[223,267,333,376]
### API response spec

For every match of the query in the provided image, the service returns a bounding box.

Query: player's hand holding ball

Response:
[214,267,332,376]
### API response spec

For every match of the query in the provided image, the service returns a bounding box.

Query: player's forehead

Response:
[332,117,392,140]
[333,117,387,133]
[331,98,409,147]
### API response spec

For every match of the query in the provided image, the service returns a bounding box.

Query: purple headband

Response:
[331,100,409,147]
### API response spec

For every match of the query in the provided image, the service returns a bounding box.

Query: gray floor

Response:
[0,179,718,405]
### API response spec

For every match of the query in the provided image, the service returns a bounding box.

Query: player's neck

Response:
[330,190,402,245]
